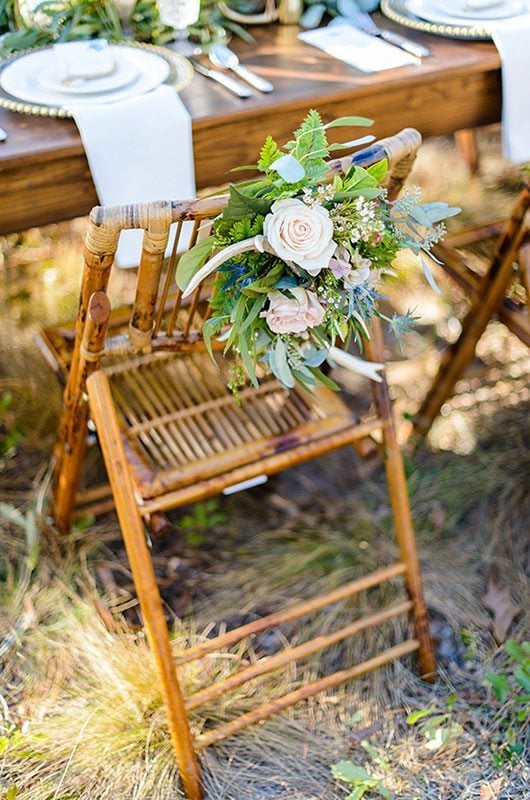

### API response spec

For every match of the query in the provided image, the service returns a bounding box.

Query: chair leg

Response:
[365,321,436,680]
[87,370,203,800]
[455,129,479,174]
[415,185,530,437]
[414,257,517,438]
[518,241,530,305]
[51,291,112,534]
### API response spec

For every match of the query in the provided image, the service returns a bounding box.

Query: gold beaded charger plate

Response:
[381,0,492,39]
[0,41,194,118]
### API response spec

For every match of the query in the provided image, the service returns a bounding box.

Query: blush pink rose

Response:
[263,287,325,334]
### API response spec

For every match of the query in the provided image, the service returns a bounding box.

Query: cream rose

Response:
[262,198,336,276]
[263,287,325,335]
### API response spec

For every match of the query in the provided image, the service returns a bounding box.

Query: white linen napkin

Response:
[70,84,195,266]
[489,17,530,164]
[298,19,419,73]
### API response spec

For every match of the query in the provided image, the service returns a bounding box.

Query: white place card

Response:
[299,20,419,73]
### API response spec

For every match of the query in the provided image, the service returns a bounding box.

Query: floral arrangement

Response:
[177,110,459,396]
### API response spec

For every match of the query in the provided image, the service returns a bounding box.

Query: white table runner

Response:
[490,16,530,165]
[71,84,196,266]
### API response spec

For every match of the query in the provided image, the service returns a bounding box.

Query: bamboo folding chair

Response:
[414,179,530,438]
[45,129,435,800]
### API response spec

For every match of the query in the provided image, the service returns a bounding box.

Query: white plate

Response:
[434,0,525,18]
[407,0,527,24]
[38,56,140,95]
[0,45,171,108]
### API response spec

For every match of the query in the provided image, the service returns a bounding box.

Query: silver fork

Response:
[353,10,431,59]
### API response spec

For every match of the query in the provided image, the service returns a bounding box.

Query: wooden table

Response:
[0,21,501,234]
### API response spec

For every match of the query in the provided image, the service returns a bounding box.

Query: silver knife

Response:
[352,11,431,60]
[0,127,7,143]
[378,29,431,59]
[190,60,253,99]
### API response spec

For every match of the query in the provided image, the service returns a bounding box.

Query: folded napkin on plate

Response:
[299,19,418,73]
[71,84,195,266]
[489,16,530,164]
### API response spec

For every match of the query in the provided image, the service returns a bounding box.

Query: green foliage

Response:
[0,391,25,458]
[223,184,272,222]
[0,503,40,573]
[175,235,215,291]
[178,499,227,546]
[1,0,122,54]
[484,639,530,766]
[258,135,281,172]
[0,0,11,32]
[406,700,462,751]
[331,760,390,799]
[0,0,257,54]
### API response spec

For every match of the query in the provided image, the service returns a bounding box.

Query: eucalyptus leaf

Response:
[421,255,442,295]
[300,3,326,27]
[418,201,461,224]
[238,331,258,387]
[175,236,215,291]
[272,338,295,388]
[270,153,305,183]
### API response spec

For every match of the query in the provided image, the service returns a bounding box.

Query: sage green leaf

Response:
[308,366,339,391]
[202,316,229,361]
[175,236,215,291]
[421,255,442,295]
[238,332,258,388]
[272,338,295,388]
[226,294,248,350]
[324,116,373,129]
[239,295,266,333]
[300,3,326,27]
[418,201,461,224]
[331,761,375,784]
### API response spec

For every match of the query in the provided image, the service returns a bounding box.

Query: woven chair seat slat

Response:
[104,350,356,498]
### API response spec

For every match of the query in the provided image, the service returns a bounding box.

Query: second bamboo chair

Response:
[414,179,529,437]
[46,129,435,800]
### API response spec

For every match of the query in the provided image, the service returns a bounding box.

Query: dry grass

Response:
[0,127,529,799]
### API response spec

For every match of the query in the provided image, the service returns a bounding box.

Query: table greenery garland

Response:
[176,110,459,396]
[0,0,383,54]
[0,0,252,54]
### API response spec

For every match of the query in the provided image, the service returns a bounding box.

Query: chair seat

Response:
[103,350,363,502]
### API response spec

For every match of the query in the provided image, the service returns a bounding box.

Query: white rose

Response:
[263,198,336,276]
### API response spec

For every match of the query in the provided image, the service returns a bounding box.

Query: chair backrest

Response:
[69,128,421,387]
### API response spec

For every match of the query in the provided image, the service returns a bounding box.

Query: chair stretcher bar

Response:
[186,599,412,710]
[174,562,406,666]
[194,639,419,750]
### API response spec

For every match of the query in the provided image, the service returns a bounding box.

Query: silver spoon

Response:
[209,44,274,93]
